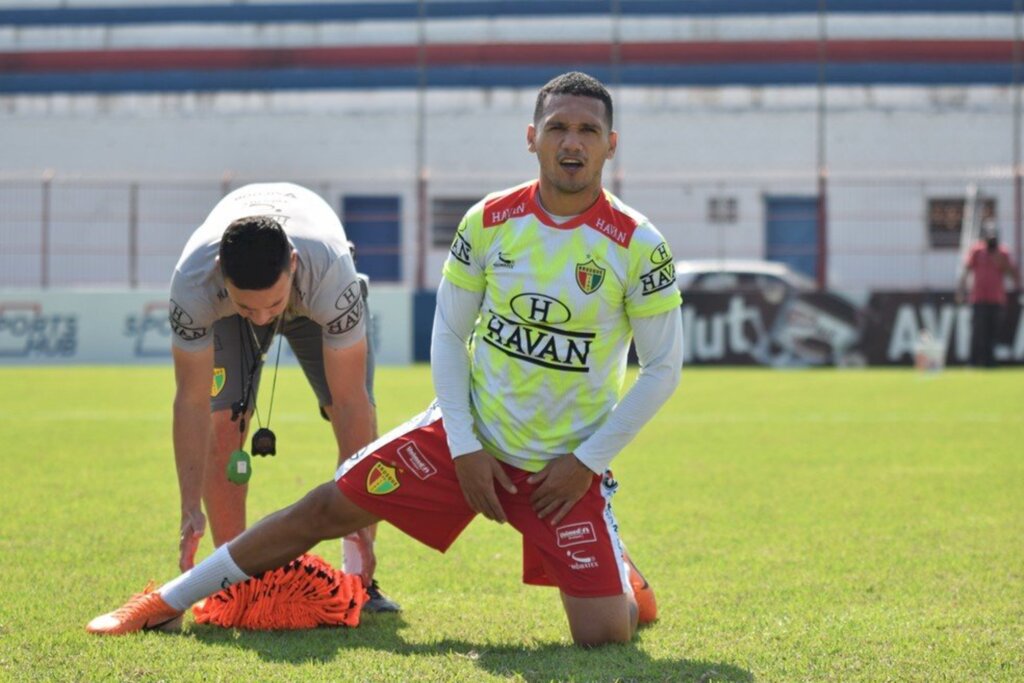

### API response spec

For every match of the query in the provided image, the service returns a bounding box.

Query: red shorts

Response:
[335,403,631,599]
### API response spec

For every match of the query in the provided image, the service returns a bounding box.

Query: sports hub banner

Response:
[681,290,1023,367]
[0,288,413,365]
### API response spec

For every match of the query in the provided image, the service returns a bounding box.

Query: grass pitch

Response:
[0,366,1021,682]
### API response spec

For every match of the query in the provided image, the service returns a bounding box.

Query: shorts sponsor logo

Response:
[211,368,226,397]
[567,549,599,571]
[366,462,400,495]
[0,302,77,358]
[575,259,606,295]
[556,522,597,548]
[124,301,171,357]
[396,442,436,481]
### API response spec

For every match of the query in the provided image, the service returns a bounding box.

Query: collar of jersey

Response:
[526,181,611,231]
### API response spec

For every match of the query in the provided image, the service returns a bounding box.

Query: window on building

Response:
[708,196,738,224]
[927,196,996,249]
[341,195,402,282]
[432,197,478,247]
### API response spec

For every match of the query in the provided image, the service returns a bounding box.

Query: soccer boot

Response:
[362,579,401,613]
[624,554,658,625]
[86,583,184,635]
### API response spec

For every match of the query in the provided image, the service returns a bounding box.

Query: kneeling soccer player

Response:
[87,70,681,646]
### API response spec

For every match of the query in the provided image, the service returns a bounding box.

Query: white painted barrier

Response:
[0,287,413,365]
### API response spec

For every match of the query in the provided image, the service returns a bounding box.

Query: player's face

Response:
[528,94,617,214]
[225,255,296,326]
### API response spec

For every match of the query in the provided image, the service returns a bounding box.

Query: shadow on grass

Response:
[189,613,753,682]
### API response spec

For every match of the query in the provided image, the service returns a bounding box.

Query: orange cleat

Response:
[86,583,184,636]
[624,554,658,626]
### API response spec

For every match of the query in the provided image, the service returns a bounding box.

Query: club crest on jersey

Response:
[575,259,606,295]
[367,462,400,495]
[210,368,226,397]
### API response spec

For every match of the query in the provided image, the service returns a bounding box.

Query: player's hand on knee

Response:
[178,508,206,572]
[527,454,593,525]
[454,450,517,524]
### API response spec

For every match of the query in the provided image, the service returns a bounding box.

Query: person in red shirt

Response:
[957,223,1021,367]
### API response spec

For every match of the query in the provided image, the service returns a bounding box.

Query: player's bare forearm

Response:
[326,389,375,462]
[172,396,212,513]
[323,338,376,461]
[171,345,216,512]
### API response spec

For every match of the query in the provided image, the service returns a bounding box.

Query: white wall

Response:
[1,85,1020,294]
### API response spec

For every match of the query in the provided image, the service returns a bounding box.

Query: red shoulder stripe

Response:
[482,183,535,228]
[585,203,639,248]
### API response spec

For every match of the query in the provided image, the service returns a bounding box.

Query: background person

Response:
[957,222,1021,367]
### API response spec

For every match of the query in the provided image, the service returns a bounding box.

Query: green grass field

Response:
[0,366,1021,682]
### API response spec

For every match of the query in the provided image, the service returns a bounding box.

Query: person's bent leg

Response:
[560,592,636,647]
[87,483,380,635]
[229,481,378,575]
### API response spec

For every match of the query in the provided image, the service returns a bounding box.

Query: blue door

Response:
[341,195,401,282]
[764,195,818,280]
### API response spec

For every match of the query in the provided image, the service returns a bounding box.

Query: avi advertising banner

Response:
[863,291,1023,366]
[681,290,1023,367]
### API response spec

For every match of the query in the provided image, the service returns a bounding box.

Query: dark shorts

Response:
[209,305,376,414]
[334,403,632,599]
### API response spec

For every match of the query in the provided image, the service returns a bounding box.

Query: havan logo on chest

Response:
[481,293,595,373]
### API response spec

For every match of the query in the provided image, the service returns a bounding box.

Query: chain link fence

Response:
[0,171,1019,293]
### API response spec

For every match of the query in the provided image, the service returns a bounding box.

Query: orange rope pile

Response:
[192,554,367,630]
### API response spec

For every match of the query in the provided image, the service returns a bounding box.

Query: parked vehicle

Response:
[676,260,867,367]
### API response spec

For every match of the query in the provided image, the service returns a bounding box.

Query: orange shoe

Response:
[624,554,657,626]
[86,583,184,636]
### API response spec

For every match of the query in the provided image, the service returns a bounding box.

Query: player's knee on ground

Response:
[561,592,634,647]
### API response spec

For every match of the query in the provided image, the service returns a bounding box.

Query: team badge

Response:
[366,462,400,495]
[210,368,226,397]
[575,259,606,295]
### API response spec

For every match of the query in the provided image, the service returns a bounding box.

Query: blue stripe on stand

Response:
[0,62,1013,94]
[0,1,1015,27]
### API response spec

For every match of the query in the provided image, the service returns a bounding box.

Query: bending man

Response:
[168,183,398,610]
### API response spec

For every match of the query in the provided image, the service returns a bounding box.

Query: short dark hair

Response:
[219,216,291,290]
[533,71,613,129]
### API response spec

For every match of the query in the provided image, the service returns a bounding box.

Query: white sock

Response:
[158,544,251,611]
[342,536,363,577]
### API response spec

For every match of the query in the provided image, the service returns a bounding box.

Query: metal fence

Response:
[0,171,1019,293]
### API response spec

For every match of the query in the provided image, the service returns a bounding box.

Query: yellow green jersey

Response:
[442,180,681,472]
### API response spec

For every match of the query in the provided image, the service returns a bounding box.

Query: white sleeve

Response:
[573,307,683,474]
[430,277,485,457]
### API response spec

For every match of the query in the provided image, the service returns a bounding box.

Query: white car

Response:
[676,259,866,367]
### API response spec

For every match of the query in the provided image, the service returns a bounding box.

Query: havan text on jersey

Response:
[481,293,594,372]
